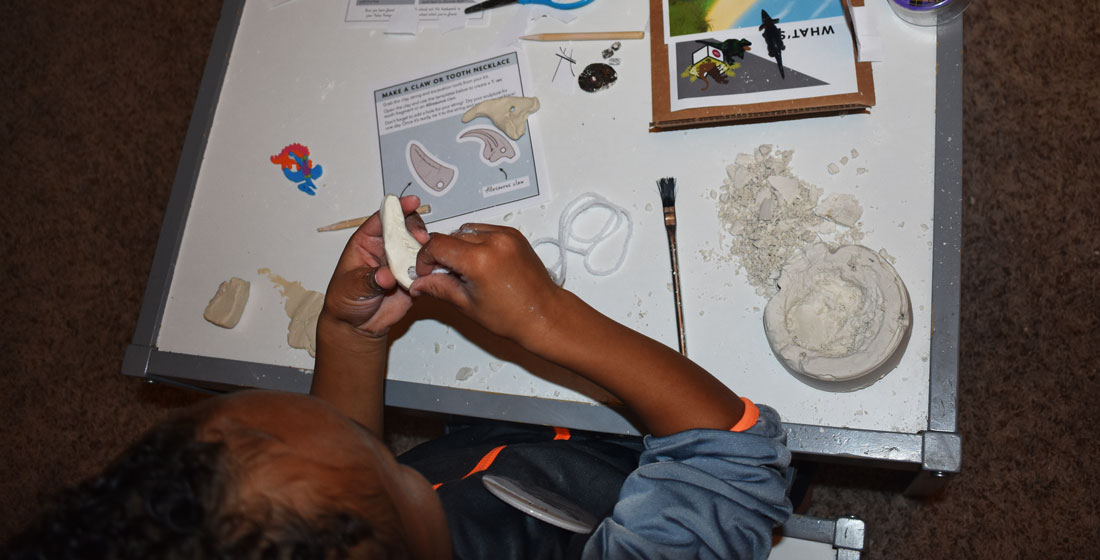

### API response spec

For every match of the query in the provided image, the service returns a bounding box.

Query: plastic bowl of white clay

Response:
[763,243,912,392]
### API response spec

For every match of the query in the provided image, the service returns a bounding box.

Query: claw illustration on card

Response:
[407,141,458,196]
[458,126,518,165]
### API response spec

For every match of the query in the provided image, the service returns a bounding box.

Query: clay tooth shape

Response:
[458,127,518,164]
[461,96,540,141]
[407,141,457,195]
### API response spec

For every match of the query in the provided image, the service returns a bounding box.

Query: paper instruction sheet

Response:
[345,0,485,26]
[374,52,548,229]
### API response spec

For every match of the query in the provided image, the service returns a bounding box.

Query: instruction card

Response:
[374,53,547,227]
[664,0,859,111]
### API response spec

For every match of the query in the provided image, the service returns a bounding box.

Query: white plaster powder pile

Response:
[714,145,866,297]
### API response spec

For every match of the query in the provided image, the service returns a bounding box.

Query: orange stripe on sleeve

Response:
[729,397,760,432]
[552,427,571,440]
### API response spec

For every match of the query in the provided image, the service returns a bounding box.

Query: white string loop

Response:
[531,192,633,286]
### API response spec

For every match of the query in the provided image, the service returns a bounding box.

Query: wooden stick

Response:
[519,31,645,42]
[317,205,431,232]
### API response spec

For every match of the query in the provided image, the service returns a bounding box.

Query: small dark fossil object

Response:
[578,63,617,93]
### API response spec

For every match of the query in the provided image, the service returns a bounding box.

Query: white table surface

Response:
[156,0,939,434]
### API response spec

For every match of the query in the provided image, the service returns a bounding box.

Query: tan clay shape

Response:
[203,277,250,329]
[461,96,540,141]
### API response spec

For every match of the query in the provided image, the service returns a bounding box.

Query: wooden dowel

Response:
[519,31,645,42]
[317,205,431,232]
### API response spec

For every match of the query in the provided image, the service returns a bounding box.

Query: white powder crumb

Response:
[920,224,929,231]
[753,306,761,312]
[456,367,475,381]
[667,283,673,292]
[841,156,849,165]
[856,168,868,175]
[503,212,513,221]
[827,163,840,175]
[434,343,441,353]
[645,202,653,211]
[878,248,897,264]
[447,343,456,350]
[489,361,504,372]
[898,221,905,228]
[851,148,859,158]
[699,310,705,316]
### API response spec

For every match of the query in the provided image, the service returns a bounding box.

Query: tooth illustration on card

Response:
[458,126,519,165]
[407,141,458,196]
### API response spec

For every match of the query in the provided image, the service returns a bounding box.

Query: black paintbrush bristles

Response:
[657,177,677,208]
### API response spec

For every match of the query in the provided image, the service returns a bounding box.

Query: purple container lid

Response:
[890,0,955,11]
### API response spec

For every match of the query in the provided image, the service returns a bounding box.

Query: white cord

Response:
[532,192,633,286]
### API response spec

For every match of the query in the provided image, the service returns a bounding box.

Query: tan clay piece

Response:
[461,96,540,140]
[203,277,250,329]
[259,269,324,357]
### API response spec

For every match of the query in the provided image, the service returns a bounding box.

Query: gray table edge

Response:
[124,0,963,481]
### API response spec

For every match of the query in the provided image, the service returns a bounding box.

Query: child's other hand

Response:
[410,224,562,347]
[322,195,429,338]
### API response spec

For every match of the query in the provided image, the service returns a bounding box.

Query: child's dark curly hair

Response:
[3,405,410,559]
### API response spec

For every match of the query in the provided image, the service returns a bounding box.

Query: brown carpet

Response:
[2,1,1098,558]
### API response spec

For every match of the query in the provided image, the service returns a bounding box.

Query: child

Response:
[4,195,792,559]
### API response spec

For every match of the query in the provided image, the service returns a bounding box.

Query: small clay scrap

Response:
[203,277,250,329]
[578,63,617,92]
[462,96,540,141]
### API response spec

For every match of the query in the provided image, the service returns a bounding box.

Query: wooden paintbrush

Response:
[657,177,687,356]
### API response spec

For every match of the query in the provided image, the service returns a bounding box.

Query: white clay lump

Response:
[380,194,422,290]
[763,243,910,390]
[203,277,250,329]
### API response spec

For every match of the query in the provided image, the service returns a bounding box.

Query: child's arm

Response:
[410,224,745,437]
[312,195,429,435]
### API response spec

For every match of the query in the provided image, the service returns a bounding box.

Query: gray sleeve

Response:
[582,405,793,560]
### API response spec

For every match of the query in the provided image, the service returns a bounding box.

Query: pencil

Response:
[519,31,645,42]
[317,205,431,232]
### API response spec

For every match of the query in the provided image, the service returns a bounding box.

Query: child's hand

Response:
[410,224,563,346]
[322,195,429,338]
